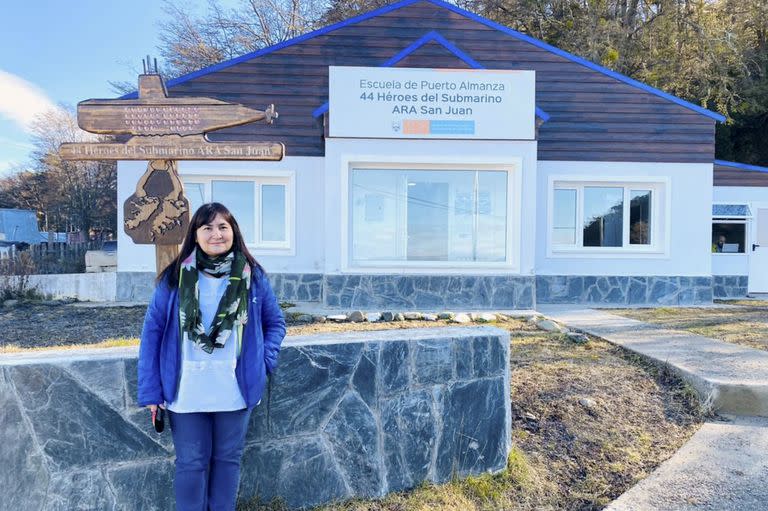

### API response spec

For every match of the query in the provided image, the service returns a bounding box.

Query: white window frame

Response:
[547,175,670,257]
[181,173,295,254]
[341,156,522,273]
[712,202,751,257]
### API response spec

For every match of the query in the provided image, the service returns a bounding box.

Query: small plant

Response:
[278,301,296,311]
[0,251,43,301]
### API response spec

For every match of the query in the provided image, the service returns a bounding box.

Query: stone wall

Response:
[1,327,511,511]
[536,275,714,305]
[117,272,731,306]
[116,272,535,309]
[325,275,535,310]
[116,272,324,304]
[712,275,749,299]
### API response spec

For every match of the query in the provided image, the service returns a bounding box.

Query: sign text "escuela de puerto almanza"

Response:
[329,67,535,140]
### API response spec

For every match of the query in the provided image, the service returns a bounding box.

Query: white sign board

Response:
[329,66,535,140]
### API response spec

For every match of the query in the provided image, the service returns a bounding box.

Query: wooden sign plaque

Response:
[60,137,284,161]
[58,71,285,273]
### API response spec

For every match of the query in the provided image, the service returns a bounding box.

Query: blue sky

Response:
[0,0,218,175]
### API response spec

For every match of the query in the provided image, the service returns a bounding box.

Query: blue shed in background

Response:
[0,209,40,244]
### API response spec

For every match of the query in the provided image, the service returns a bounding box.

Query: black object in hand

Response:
[152,407,165,433]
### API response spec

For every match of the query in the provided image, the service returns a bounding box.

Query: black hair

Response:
[157,202,263,287]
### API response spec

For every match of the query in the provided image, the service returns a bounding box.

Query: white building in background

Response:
[116,0,762,307]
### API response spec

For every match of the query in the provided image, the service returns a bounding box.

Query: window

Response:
[350,167,509,264]
[712,204,750,254]
[551,181,661,252]
[182,176,291,249]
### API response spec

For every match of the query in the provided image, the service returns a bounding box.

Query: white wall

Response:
[323,138,538,275]
[27,273,116,301]
[117,157,325,273]
[714,185,768,203]
[711,185,768,276]
[535,161,713,276]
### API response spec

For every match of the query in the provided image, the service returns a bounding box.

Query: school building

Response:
[116,0,768,307]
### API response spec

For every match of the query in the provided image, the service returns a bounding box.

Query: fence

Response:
[0,242,101,275]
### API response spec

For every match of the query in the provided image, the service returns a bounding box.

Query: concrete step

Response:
[538,306,768,417]
[607,416,768,511]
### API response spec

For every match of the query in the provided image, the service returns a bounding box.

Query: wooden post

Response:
[155,245,179,276]
[122,159,188,276]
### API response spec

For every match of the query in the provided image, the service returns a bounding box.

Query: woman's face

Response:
[195,213,234,257]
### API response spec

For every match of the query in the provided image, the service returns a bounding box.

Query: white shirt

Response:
[167,273,246,413]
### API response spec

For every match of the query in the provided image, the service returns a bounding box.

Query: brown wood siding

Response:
[168,0,715,162]
[714,164,768,187]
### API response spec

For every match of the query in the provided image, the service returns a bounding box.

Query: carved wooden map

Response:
[123,159,189,244]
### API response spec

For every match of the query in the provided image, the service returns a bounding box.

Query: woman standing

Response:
[137,202,286,510]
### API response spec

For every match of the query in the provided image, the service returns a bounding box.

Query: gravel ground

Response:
[0,302,148,349]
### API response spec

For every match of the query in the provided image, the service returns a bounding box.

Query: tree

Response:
[460,0,768,164]
[0,107,117,237]
[157,0,329,78]
[319,0,396,24]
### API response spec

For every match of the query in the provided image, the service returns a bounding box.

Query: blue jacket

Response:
[137,269,286,408]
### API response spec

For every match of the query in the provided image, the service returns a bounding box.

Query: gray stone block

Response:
[324,392,382,497]
[46,469,116,511]
[268,343,362,437]
[64,359,125,409]
[472,337,506,378]
[413,339,453,385]
[241,437,348,509]
[436,378,508,480]
[380,341,409,394]
[713,275,748,299]
[9,364,160,470]
[455,340,473,380]
[628,277,648,304]
[0,368,49,511]
[268,273,324,303]
[352,346,378,407]
[382,390,436,492]
[108,459,175,511]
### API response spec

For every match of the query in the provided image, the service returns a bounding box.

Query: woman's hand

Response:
[146,404,166,413]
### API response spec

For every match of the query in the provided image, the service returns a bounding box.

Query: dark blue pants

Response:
[169,408,253,511]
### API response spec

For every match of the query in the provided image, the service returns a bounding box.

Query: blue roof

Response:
[120,0,725,123]
[714,160,768,173]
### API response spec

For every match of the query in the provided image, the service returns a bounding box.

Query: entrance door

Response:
[748,204,768,293]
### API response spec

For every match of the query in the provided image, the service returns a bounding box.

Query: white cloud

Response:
[0,70,61,131]
[0,159,23,176]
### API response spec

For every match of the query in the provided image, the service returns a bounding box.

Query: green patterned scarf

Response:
[178,248,251,353]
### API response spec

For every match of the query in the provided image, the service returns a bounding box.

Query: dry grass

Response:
[0,302,147,349]
[286,315,538,336]
[0,337,139,354]
[0,304,704,510]
[0,310,535,353]
[0,305,704,511]
[611,301,768,352]
[239,325,704,511]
